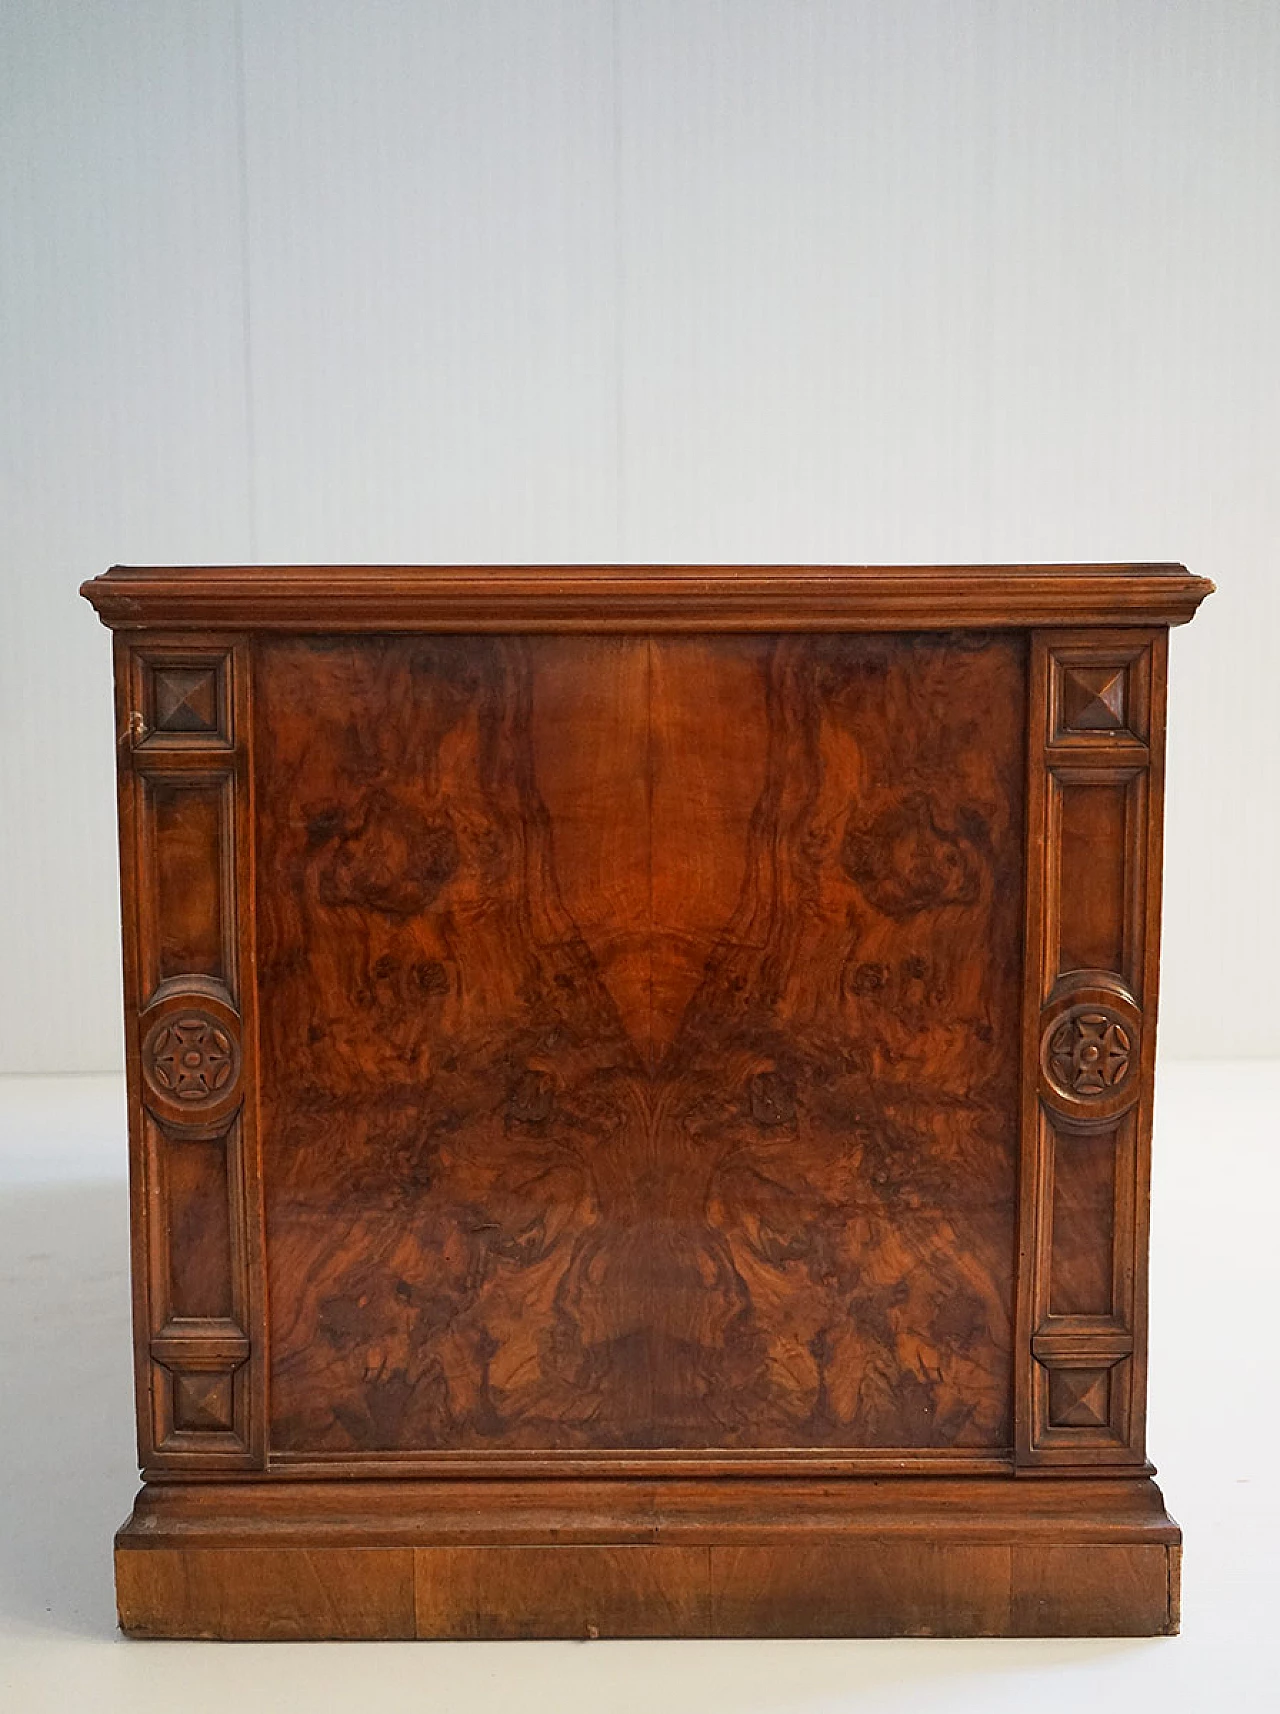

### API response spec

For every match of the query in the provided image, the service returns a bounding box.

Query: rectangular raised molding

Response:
[135,770,237,1007]
[127,642,235,748]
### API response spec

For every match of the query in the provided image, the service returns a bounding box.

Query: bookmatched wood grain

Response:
[252,632,1025,1462]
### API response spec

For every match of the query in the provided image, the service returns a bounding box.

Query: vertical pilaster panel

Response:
[114,635,264,1470]
[1016,631,1166,1468]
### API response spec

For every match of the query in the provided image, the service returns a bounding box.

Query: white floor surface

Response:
[0,1063,1275,1712]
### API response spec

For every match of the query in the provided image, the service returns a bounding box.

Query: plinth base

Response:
[115,1476,1180,1639]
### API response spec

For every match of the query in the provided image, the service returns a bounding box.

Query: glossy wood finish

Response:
[82,561,1212,632]
[112,633,265,1469]
[254,633,1025,1465]
[1016,632,1168,1468]
[83,565,1210,1637]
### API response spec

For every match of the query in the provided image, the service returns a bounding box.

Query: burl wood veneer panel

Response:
[253,633,1026,1457]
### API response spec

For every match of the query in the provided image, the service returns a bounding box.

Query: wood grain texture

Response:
[116,1547,416,1640]
[87,567,1207,1638]
[1049,1126,1118,1317]
[114,635,267,1471]
[118,1473,1182,1546]
[114,1475,1180,1639]
[1017,630,1167,1467]
[141,777,229,988]
[415,1545,712,1639]
[159,1126,234,1321]
[253,633,1025,1459]
[81,562,1214,631]
[118,1539,1177,1640]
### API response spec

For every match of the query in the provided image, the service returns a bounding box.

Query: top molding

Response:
[81,563,1213,632]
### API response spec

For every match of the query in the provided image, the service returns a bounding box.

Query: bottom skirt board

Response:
[115,1474,1180,1639]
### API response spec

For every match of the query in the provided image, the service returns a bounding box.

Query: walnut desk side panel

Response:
[82,564,1211,1639]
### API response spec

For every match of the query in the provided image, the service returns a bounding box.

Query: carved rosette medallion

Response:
[1046,1010,1132,1097]
[141,1003,242,1121]
[1038,980,1141,1123]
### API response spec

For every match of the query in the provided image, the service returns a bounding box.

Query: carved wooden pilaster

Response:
[1016,631,1167,1468]
[114,635,264,1469]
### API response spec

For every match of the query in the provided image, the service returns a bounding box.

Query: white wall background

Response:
[1,0,1276,1074]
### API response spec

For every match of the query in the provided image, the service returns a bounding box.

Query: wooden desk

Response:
[81,563,1211,1638]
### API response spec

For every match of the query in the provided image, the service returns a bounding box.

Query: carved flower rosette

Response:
[1038,977,1141,1125]
[140,993,243,1127]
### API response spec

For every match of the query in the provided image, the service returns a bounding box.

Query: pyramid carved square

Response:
[134,649,233,747]
[1060,664,1127,732]
[172,1369,235,1433]
[154,665,220,732]
[1047,1365,1111,1430]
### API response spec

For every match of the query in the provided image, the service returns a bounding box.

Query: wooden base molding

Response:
[116,1477,1180,1639]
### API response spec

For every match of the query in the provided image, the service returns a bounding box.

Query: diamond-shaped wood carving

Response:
[172,1370,235,1433]
[154,665,220,733]
[1060,664,1127,733]
[1047,1366,1111,1429]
